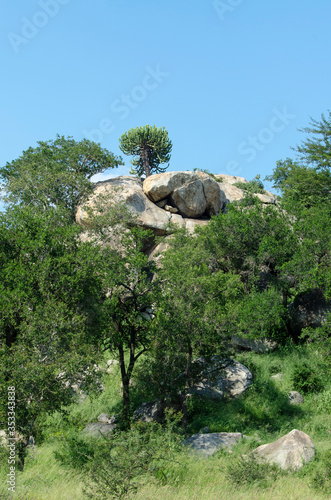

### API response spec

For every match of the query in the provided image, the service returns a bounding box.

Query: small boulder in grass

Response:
[184,432,243,458]
[251,429,315,470]
[288,391,304,405]
[82,422,116,438]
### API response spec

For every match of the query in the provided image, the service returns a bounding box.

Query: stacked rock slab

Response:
[76,172,278,256]
[143,171,225,217]
[75,174,220,242]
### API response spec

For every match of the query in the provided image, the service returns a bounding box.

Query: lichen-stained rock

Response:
[289,289,331,337]
[187,356,253,399]
[184,218,210,235]
[143,171,195,202]
[133,399,164,423]
[143,171,224,217]
[251,429,315,470]
[76,176,184,236]
[195,171,224,215]
[171,180,207,217]
[288,391,304,405]
[254,191,278,204]
[214,174,248,185]
[147,236,173,265]
[185,432,243,458]
[217,182,246,204]
[231,335,278,353]
[82,422,116,438]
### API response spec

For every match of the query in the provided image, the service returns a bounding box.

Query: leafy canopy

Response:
[265,112,331,212]
[0,205,104,467]
[119,125,172,178]
[0,135,123,218]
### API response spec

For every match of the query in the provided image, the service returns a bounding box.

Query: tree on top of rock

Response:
[119,125,172,178]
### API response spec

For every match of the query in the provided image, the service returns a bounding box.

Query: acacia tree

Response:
[0,135,123,219]
[119,125,172,178]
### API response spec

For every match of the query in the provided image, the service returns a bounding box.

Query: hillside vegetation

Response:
[0,115,331,498]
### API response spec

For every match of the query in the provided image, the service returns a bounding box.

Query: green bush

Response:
[226,454,284,487]
[310,450,331,494]
[83,418,183,499]
[315,388,331,414]
[291,362,323,394]
[54,431,96,469]
[55,411,183,499]
[234,175,266,194]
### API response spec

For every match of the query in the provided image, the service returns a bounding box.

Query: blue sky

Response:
[1,0,331,203]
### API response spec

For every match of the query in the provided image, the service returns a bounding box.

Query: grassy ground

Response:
[1,344,330,499]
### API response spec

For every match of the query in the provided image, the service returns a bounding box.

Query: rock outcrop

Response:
[289,289,331,337]
[143,171,225,217]
[133,399,164,423]
[76,172,278,256]
[187,356,253,399]
[251,429,315,470]
[76,176,181,236]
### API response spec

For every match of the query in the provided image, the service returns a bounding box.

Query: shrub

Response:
[290,362,323,394]
[315,388,331,414]
[226,454,284,487]
[310,450,331,494]
[234,175,266,194]
[84,417,183,499]
[56,410,183,499]
[54,431,96,469]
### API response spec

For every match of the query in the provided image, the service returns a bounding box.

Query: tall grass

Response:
[0,344,330,499]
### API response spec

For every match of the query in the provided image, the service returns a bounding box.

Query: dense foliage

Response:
[0,135,123,219]
[0,114,331,497]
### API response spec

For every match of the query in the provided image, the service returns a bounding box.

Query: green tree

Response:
[295,111,331,171]
[138,227,243,431]
[266,112,331,213]
[0,135,123,219]
[119,125,172,178]
[0,206,104,469]
[265,159,331,212]
[88,219,161,424]
[264,112,331,340]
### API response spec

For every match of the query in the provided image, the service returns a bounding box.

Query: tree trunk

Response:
[182,343,193,436]
[118,345,131,427]
[142,144,151,177]
[282,291,299,344]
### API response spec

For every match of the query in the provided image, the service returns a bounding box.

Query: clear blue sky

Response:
[1,0,331,199]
